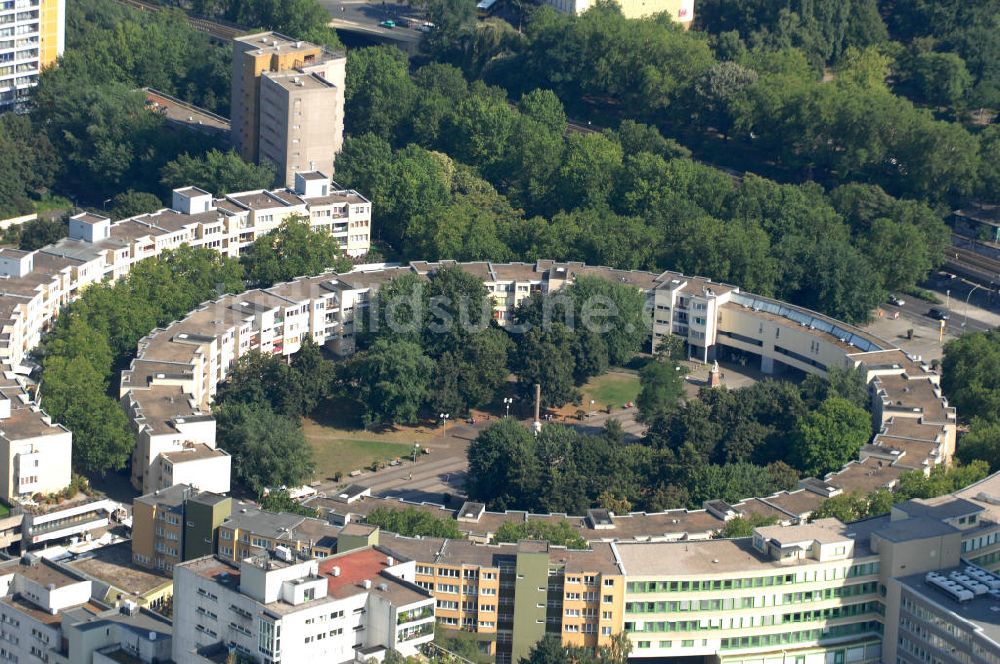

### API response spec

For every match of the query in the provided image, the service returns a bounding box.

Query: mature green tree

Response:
[0,114,58,217]
[902,51,973,107]
[794,397,872,476]
[512,323,579,407]
[941,331,1000,422]
[716,513,778,538]
[957,420,1000,473]
[605,120,691,160]
[467,419,540,510]
[520,636,574,664]
[979,127,1000,204]
[215,402,315,493]
[362,272,428,348]
[109,191,164,220]
[895,461,990,500]
[39,354,134,475]
[290,337,335,415]
[565,276,648,365]
[419,0,477,56]
[159,149,276,196]
[428,329,512,416]
[636,359,685,423]
[809,489,893,523]
[216,351,304,417]
[345,47,417,140]
[348,339,434,426]
[554,133,624,212]
[692,61,759,139]
[16,217,67,251]
[241,215,352,288]
[259,489,320,517]
[424,265,493,356]
[518,89,567,135]
[445,91,519,171]
[35,83,175,198]
[495,519,588,549]
[366,506,466,538]
[799,365,869,410]
[686,462,784,506]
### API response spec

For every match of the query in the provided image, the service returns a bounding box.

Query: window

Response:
[603,595,614,603]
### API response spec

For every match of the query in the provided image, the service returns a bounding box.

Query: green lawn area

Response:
[581,371,641,410]
[303,418,416,479]
[33,194,73,215]
[0,502,10,518]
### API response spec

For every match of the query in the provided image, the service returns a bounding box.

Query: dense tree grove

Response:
[0,0,234,216]
[159,150,277,197]
[340,45,955,323]
[943,332,1000,474]
[183,0,343,50]
[213,339,334,492]
[240,215,354,288]
[466,364,908,514]
[39,247,245,474]
[341,267,647,424]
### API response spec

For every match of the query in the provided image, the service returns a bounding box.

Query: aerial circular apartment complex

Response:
[0,171,991,664]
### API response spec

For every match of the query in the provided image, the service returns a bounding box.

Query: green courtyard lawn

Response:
[581,371,641,410]
[303,412,432,480]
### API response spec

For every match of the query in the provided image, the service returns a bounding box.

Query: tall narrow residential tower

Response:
[0,0,65,110]
[230,32,346,187]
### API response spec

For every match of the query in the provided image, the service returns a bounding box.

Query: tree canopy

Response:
[215,402,315,493]
[366,506,466,539]
[241,215,353,288]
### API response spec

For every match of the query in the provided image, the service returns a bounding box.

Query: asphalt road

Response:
[886,277,997,335]
[320,0,422,42]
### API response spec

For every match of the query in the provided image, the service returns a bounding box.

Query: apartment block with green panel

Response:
[510,542,551,664]
[338,522,380,553]
[615,519,885,662]
[183,492,232,561]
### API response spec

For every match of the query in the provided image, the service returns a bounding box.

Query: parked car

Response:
[887,294,905,306]
[928,308,950,321]
[379,19,395,28]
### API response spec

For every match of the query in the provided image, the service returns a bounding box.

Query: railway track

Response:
[946,245,1000,285]
[113,0,242,41]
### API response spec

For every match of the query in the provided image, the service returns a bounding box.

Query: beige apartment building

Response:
[231,33,347,187]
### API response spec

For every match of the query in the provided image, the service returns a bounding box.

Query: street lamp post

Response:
[412,443,420,463]
[946,289,951,311]
[503,397,513,418]
[588,399,595,418]
[439,413,450,437]
[963,284,985,329]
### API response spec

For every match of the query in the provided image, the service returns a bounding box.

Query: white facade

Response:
[173,549,434,664]
[0,0,63,111]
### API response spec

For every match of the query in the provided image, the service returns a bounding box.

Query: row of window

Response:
[626,564,878,594]
[625,582,878,614]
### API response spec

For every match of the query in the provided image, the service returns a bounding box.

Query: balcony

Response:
[398,606,434,624]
